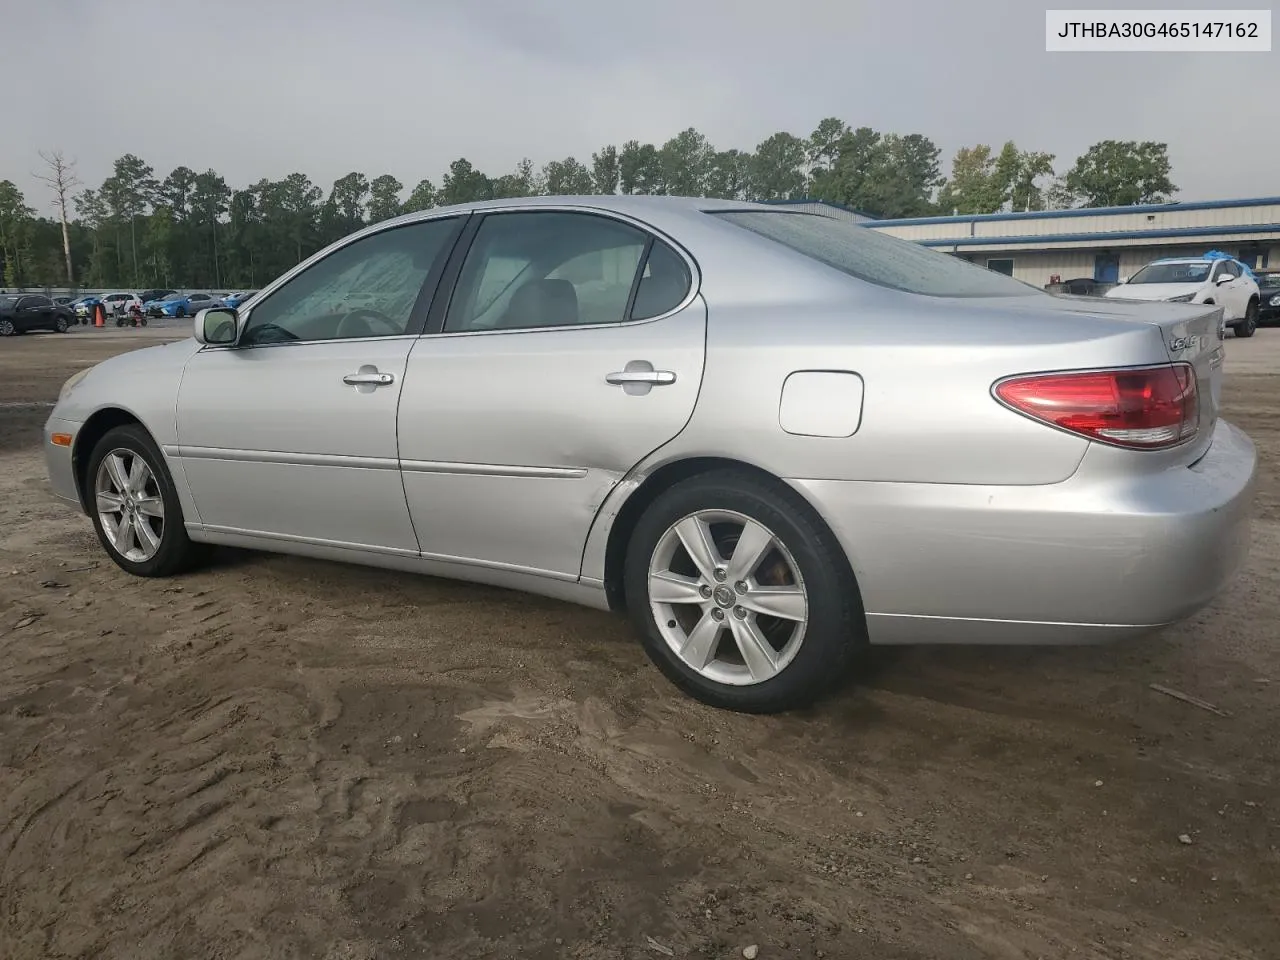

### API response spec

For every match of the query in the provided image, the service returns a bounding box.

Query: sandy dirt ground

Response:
[0,324,1277,960]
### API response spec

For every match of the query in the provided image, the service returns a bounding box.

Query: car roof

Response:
[368,194,771,232]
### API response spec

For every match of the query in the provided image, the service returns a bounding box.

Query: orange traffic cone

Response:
[93,303,105,327]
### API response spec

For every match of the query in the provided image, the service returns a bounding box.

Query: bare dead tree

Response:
[34,150,82,286]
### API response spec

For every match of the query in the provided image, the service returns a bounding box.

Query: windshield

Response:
[1128,261,1211,284]
[709,210,1040,298]
[1255,271,1280,286]
[162,293,184,301]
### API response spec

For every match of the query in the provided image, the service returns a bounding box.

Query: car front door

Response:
[175,214,467,554]
[17,295,54,330]
[1211,261,1244,319]
[397,208,705,579]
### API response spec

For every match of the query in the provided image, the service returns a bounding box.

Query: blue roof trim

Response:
[913,222,1280,248]
[873,195,1280,227]
[761,197,878,219]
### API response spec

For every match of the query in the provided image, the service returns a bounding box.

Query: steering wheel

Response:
[336,308,401,339]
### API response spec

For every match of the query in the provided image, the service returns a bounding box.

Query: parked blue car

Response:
[221,290,259,310]
[149,292,224,318]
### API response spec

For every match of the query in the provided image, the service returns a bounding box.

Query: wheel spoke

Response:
[726,519,774,582]
[105,454,129,493]
[134,517,160,555]
[649,571,704,605]
[96,491,124,513]
[740,586,807,622]
[116,513,135,554]
[680,609,723,670]
[674,516,722,581]
[729,616,779,682]
[127,456,150,495]
[135,496,164,519]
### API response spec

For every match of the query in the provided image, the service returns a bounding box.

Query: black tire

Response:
[0,319,14,337]
[115,318,125,327]
[54,316,69,333]
[176,307,186,318]
[1235,299,1259,338]
[623,469,865,713]
[140,317,148,327]
[85,424,206,578]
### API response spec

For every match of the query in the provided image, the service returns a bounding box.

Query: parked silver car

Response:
[42,196,1257,712]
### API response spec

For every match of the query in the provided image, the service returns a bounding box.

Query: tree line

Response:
[0,119,1177,290]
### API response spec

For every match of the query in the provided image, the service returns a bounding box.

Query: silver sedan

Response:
[42,196,1257,713]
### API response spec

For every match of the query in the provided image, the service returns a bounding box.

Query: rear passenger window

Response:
[444,212,650,332]
[631,240,691,320]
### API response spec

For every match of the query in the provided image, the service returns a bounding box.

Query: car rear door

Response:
[17,295,54,329]
[396,208,705,580]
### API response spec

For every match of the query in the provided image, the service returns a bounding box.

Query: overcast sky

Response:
[5,0,1277,212]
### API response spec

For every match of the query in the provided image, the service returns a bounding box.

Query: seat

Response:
[497,279,579,329]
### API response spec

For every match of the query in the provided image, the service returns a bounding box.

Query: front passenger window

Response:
[241,217,463,346]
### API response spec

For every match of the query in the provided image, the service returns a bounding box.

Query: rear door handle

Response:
[605,370,676,386]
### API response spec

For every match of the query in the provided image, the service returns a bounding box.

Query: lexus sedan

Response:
[42,196,1257,713]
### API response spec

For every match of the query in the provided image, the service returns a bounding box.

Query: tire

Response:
[85,424,206,578]
[115,318,125,327]
[623,469,865,713]
[140,318,148,327]
[1235,299,1259,338]
[176,307,186,318]
[54,316,69,333]
[0,318,14,337]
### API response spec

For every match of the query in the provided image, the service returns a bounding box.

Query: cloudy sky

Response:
[5,0,1277,210]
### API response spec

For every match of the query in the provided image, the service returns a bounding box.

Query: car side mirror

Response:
[1215,273,1233,285]
[194,307,238,345]
[1117,276,1128,284]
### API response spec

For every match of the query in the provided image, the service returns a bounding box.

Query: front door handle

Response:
[605,370,676,386]
[343,371,394,386]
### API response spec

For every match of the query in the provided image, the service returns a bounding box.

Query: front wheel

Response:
[0,319,14,337]
[86,424,206,577]
[176,307,186,318]
[54,316,69,333]
[624,470,865,713]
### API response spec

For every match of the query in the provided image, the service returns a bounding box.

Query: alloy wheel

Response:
[94,449,166,562]
[647,509,808,686]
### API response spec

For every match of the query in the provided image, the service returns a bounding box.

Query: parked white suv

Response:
[99,292,143,317]
[1104,257,1261,338]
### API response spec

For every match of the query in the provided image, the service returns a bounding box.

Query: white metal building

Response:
[857,197,1280,288]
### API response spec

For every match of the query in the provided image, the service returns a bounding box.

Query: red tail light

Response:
[994,363,1198,449]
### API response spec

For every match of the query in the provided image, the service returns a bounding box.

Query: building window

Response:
[986,258,1014,276]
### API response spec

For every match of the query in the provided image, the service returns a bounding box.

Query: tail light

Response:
[993,363,1198,449]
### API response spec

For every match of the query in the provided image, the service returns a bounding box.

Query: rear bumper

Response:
[43,415,84,512]
[789,418,1257,645]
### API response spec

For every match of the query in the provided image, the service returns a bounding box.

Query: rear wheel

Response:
[54,316,69,333]
[624,470,864,713]
[86,424,206,577]
[1236,299,1259,338]
[176,307,186,318]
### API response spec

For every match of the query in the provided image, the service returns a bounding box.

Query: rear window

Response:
[709,210,1041,298]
